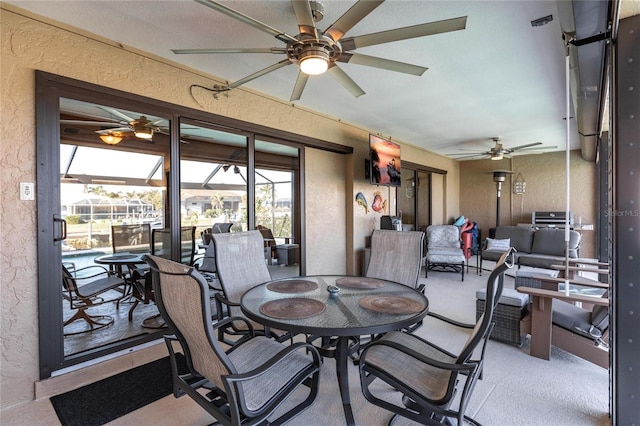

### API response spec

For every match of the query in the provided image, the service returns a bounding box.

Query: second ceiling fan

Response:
[447,138,558,161]
[173,0,467,101]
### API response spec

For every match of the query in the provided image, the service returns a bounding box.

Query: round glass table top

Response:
[241,275,429,337]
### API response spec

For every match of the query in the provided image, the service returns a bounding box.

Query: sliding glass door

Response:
[36,73,309,377]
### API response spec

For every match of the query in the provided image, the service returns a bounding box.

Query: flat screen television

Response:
[369,134,401,187]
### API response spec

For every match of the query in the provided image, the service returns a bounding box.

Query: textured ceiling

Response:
[6,0,632,159]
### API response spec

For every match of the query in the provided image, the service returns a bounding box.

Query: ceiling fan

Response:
[173,0,467,101]
[61,106,167,145]
[447,137,558,161]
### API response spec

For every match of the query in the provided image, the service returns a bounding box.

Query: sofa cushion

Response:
[516,253,566,269]
[552,300,596,340]
[486,237,510,251]
[531,228,581,257]
[494,226,534,253]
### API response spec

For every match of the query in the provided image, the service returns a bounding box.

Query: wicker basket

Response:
[476,289,528,346]
[515,276,543,290]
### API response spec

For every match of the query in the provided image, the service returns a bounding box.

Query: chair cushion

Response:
[531,228,581,257]
[552,300,598,340]
[494,226,535,253]
[481,249,505,262]
[476,288,528,307]
[590,291,609,332]
[486,237,510,251]
[427,225,461,249]
[516,266,559,278]
[516,254,566,269]
[426,248,465,264]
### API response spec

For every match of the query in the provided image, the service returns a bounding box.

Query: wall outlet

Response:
[20,182,35,201]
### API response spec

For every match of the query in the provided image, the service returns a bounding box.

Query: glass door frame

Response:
[37,71,348,378]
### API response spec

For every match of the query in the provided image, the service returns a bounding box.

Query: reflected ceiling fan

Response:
[61,106,167,145]
[173,0,467,101]
[447,137,558,161]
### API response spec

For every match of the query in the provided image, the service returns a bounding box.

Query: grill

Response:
[532,211,574,226]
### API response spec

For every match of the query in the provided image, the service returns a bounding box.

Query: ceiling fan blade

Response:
[327,65,365,98]
[338,53,427,76]
[290,72,309,101]
[96,106,135,123]
[517,145,558,151]
[452,153,488,160]
[225,59,292,89]
[172,47,287,54]
[323,0,384,42]
[446,152,485,156]
[509,142,543,151]
[340,16,467,50]
[291,0,319,39]
[194,0,298,44]
[60,120,122,127]
[95,127,132,134]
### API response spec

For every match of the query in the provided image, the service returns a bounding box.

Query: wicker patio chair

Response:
[145,255,321,426]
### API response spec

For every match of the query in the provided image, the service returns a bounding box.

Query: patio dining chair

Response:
[211,230,292,345]
[62,264,127,336]
[359,249,512,425]
[145,255,321,426]
[366,229,425,333]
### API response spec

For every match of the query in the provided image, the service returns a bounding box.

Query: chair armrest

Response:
[212,315,254,334]
[550,264,609,275]
[531,275,609,289]
[214,292,239,308]
[361,336,476,374]
[566,259,609,267]
[516,286,609,306]
[73,265,111,280]
[427,311,475,330]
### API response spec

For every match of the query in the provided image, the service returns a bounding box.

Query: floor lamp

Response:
[491,170,513,227]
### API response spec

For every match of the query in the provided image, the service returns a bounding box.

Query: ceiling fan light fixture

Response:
[299,48,330,75]
[491,153,503,160]
[99,132,123,145]
[133,127,154,139]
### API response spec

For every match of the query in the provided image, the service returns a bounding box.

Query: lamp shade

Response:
[99,133,123,145]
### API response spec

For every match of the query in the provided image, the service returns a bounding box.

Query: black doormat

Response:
[50,356,183,426]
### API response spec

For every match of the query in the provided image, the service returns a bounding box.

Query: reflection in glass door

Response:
[58,98,169,357]
[179,121,248,267]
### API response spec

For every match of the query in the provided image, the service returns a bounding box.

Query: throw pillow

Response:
[486,237,510,251]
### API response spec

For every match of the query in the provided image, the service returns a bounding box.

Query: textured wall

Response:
[304,148,347,275]
[460,150,597,257]
[0,6,460,409]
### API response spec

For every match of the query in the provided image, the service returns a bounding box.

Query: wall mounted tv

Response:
[369,134,401,187]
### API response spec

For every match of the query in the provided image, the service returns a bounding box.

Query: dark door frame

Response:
[36,71,351,378]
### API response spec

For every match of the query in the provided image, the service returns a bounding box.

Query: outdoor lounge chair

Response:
[425,225,466,281]
[518,275,609,369]
[145,254,321,426]
[359,249,512,425]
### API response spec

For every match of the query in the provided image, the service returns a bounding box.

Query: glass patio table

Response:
[241,275,429,426]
